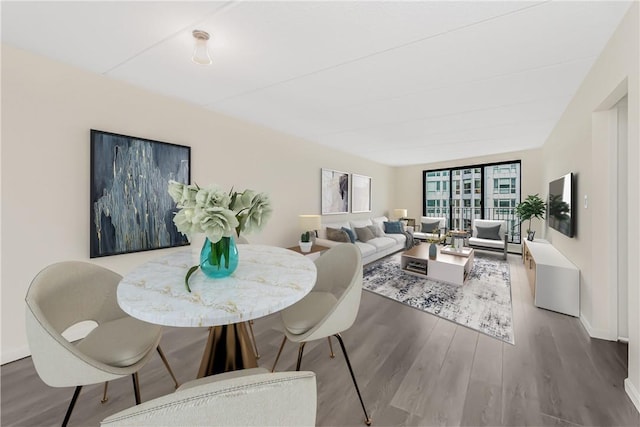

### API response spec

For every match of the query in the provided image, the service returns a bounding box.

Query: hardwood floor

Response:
[2,254,638,426]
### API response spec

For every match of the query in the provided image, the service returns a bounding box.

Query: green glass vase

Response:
[200,236,239,278]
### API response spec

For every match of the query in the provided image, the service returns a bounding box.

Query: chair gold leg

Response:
[156,346,180,389]
[132,372,141,405]
[100,381,109,403]
[328,336,335,358]
[271,335,287,372]
[334,333,372,426]
[247,319,260,359]
[295,342,307,371]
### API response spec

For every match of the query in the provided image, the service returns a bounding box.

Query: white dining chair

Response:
[101,367,316,426]
[25,261,179,427]
[271,243,372,425]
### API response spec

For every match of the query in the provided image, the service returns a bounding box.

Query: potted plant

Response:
[516,194,546,241]
[299,231,313,253]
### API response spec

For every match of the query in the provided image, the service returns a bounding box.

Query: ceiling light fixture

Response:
[192,30,212,65]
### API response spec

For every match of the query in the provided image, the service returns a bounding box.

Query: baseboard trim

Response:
[1,346,31,365]
[625,378,640,413]
[579,314,617,341]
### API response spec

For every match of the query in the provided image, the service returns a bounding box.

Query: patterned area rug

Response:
[363,253,514,344]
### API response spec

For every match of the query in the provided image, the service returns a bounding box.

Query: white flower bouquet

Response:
[168,180,272,290]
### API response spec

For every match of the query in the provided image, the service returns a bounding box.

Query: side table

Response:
[287,244,330,260]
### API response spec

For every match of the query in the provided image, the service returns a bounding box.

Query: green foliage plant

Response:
[300,231,311,243]
[516,194,546,232]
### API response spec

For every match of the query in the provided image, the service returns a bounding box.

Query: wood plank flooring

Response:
[2,253,638,426]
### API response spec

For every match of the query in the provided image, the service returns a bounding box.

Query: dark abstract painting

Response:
[90,130,190,258]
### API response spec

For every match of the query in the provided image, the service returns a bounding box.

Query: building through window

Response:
[423,161,521,243]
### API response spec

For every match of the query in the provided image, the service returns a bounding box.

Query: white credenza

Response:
[522,239,580,317]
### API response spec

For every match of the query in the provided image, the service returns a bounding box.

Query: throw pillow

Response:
[341,227,357,243]
[367,224,385,238]
[354,226,375,243]
[383,221,403,234]
[476,224,501,240]
[326,227,350,243]
[421,221,441,234]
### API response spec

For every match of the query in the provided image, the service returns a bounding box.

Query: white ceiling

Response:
[1,1,633,166]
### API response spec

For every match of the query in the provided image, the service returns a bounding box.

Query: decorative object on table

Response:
[515,194,546,240]
[527,230,536,241]
[426,226,442,259]
[90,130,190,258]
[168,181,272,290]
[299,231,313,253]
[441,246,474,257]
[449,230,468,250]
[321,168,350,214]
[351,174,372,213]
[298,214,321,244]
[363,253,514,344]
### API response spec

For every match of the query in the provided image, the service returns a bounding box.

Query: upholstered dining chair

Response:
[101,367,316,426]
[271,243,372,425]
[25,261,179,427]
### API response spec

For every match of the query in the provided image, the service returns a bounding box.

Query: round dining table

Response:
[117,244,317,377]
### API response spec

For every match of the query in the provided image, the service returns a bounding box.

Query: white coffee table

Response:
[401,244,474,286]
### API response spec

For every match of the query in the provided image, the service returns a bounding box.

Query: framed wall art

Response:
[351,174,372,213]
[321,168,350,214]
[90,129,191,258]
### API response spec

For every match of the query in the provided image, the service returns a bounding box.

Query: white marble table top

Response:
[117,245,317,327]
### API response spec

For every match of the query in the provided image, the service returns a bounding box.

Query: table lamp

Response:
[393,209,407,220]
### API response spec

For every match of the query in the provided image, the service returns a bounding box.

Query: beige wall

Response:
[393,148,545,235]
[541,3,639,408]
[0,45,393,363]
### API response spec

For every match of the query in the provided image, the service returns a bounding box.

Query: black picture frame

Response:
[90,130,191,258]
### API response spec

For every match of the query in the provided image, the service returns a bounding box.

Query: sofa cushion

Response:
[421,220,441,234]
[368,224,385,238]
[476,224,501,240]
[354,241,377,258]
[385,233,406,244]
[371,216,388,226]
[350,219,373,229]
[342,227,357,243]
[469,237,505,249]
[365,237,396,250]
[354,226,375,242]
[326,227,350,243]
[383,221,403,234]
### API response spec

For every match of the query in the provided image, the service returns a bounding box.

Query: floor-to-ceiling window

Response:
[423,161,521,243]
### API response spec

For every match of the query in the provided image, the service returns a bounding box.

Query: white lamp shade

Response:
[299,215,321,231]
[393,209,407,219]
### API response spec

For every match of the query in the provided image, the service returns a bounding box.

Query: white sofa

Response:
[315,216,406,265]
[413,216,446,241]
[468,219,508,260]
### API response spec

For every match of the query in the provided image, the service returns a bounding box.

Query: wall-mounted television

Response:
[548,172,575,238]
